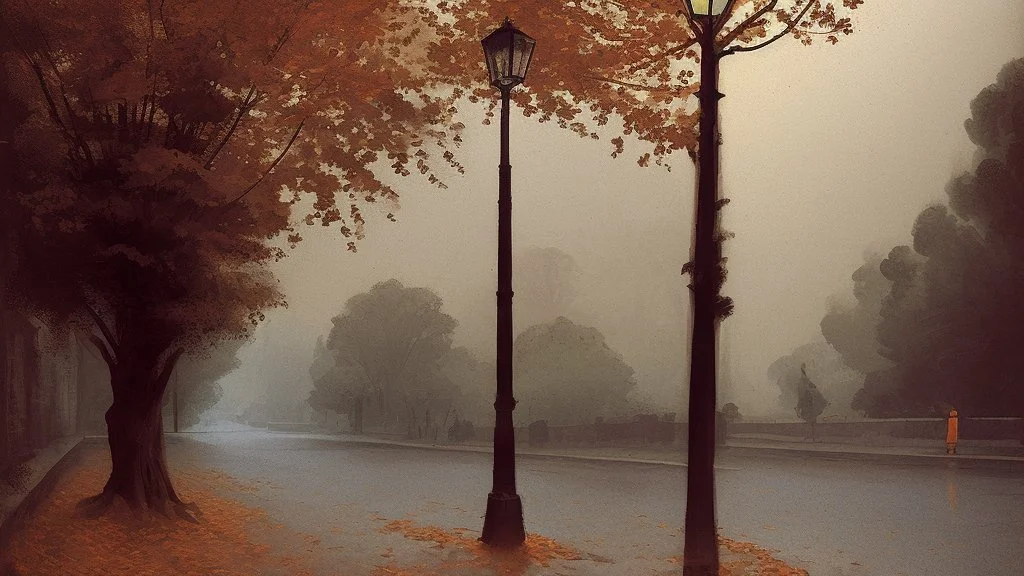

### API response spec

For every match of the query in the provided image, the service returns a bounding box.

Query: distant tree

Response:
[795,365,828,441]
[309,336,335,392]
[513,317,635,425]
[167,340,245,429]
[820,251,893,375]
[854,57,1024,418]
[313,280,457,433]
[439,346,494,427]
[513,247,580,331]
[768,341,860,417]
[720,403,741,423]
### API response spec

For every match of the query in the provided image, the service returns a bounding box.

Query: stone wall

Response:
[1,312,81,474]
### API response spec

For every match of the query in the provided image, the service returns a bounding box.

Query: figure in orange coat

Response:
[946,409,959,455]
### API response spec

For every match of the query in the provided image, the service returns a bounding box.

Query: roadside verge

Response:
[0,436,85,552]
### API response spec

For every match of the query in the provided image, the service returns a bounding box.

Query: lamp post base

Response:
[480,492,525,547]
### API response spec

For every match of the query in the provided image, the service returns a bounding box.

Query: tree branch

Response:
[585,75,686,94]
[717,0,777,52]
[721,0,814,57]
[150,347,185,405]
[26,60,77,149]
[87,334,116,368]
[158,0,171,39]
[264,0,312,65]
[623,37,699,76]
[221,118,305,208]
[83,300,120,363]
[203,85,259,169]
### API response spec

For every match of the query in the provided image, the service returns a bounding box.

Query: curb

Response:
[299,432,1024,472]
[258,433,747,470]
[0,437,85,553]
[723,443,1024,471]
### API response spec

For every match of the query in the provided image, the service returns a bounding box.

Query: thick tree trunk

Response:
[79,347,193,519]
[101,395,181,511]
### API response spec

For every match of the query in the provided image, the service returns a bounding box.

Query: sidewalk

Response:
[0,436,83,552]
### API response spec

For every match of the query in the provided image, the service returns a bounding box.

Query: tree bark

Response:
[101,393,181,511]
[682,15,723,576]
[80,348,193,519]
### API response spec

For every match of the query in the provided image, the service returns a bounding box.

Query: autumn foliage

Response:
[429,0,866,167]
[0,446,319,576]
[0,0,469,512]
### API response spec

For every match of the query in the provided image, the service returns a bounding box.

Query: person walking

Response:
[946,408,959,455]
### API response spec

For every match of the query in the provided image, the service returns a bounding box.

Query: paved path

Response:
[166,430,1024,576]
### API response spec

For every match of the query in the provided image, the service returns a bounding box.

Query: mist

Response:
[213,0,1023,424]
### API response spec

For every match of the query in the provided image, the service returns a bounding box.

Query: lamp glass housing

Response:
[687,0,730,16]
[482,18,535,88]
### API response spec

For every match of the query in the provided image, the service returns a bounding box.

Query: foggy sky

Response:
[217,1,1024,419]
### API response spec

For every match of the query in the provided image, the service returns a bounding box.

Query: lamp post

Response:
[681,0,734,574]
[479,16,535,548]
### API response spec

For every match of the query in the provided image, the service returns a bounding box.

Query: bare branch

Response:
[145,0,156,76]
[624,37,699,76]
[158,0,171,39]
[265,0,313,65]
[73,335,104,364]
[717,0,777,52]
[721,0,815,57]
[585,75,686,94]
[82,300,120,361]
[27,61,76,146]
[203,85,258,169]
[150,347,185,405]
[87,334,116,368]
[222,118,305,207]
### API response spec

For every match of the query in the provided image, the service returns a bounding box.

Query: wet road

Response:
[169,430,1024,576]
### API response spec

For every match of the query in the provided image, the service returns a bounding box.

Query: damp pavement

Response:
[152,428,1024,576]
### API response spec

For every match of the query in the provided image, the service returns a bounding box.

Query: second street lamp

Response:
[479,16,535,548]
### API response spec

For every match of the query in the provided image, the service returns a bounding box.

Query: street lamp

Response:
[685,0,731,17]
[681,0,735,575]
[479,16,534,548]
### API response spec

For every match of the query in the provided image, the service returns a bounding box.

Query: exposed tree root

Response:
[75,490,117,519]
[75,487,202,523]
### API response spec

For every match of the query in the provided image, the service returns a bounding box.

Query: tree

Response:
[720,402,741,423]
[821,251,893,375]
[167,340,245,430]
[0,0,465,515]
[854,58,1024,419]
[768,341,861,417]
[314,280,458,434]
[513,247,580,330]
[439,346,495,428]
[513,317,635,425]
[795,364,828,441]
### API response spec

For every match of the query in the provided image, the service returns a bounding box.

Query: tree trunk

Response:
[80,347,192,518]
[352,394,364,434]
[101,394,182,512]
[683,14,723,576]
